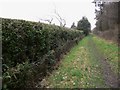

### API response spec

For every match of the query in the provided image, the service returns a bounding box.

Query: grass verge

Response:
[40,36,105,88]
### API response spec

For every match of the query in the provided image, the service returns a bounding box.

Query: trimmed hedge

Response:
[2,18,84,88]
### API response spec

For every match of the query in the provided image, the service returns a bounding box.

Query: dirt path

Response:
[87,35,118,88]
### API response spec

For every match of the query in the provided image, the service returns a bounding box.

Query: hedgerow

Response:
[2,18,84,88]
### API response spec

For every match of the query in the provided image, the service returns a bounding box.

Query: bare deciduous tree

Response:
[54,9,66,27]
[38,4,66,27]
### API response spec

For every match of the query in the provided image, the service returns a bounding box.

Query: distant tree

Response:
[77,16,91,36]
[71,22,76,29]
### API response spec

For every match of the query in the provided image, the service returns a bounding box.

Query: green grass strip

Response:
[42,35,106,88]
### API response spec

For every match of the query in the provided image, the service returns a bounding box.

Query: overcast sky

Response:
[0,0,96,29]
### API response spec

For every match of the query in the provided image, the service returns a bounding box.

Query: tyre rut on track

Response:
[87,35,118,88]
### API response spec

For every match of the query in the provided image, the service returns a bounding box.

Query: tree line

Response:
[92,0,119,42]
[92,0,119,32]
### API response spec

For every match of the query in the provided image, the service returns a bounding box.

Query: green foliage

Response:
[2,62,32,89]
[2,18,84,88]
[77,16,91,36]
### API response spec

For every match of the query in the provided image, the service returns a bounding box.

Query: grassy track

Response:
[87,35,118,87]
[92,35,119,75]
[37,34,118,88]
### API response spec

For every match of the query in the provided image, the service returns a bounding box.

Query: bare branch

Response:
[39,17,53,24]
[54,9,66,27]
[62,19,66,27]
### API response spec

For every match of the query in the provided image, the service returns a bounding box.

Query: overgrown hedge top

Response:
[2,18,83,67]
